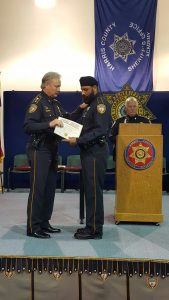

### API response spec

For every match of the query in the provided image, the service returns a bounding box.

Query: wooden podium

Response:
[114,123,163,224]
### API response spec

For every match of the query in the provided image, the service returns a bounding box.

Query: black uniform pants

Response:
[80,143,109,234]
[26,143,58,233]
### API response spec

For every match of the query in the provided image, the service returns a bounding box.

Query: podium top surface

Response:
[119,123,162,135]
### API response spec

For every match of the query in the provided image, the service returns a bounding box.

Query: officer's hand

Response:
[66,137,77,146]
[80,102,88,109]
[49,119,63,128]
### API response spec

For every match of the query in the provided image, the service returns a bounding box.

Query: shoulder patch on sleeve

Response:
[28,104,38,113]
[28,94,42,113]
[97,104,106,114]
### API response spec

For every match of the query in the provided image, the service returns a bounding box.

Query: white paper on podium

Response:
[54,117,83,139]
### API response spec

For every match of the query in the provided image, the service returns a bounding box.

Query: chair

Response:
[8,154,63,192]
[57,155,63,167]
[57,154,84,222]
[163,157,168,175]
[56,155,64,191]
[106,155,116,172]
[59,155,81,192]
[162,156,169,192]
[67,155,81,169]
[7,154,31,191]
[104,155,116,190]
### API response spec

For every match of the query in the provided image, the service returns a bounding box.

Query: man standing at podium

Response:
[111,96,150,158]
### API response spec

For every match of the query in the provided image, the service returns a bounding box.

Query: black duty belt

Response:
[80,136,107,150]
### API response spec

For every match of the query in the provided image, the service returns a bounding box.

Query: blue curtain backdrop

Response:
[94,0,157,92]
[3,91,169,191]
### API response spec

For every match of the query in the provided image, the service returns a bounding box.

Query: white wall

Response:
[0,0,94,91]
[153,0,169,90]
[0,0,168,91]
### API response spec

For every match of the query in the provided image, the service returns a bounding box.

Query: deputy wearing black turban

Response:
[79,76,98,86]
[66,76,112,239]
[79,76,99,105]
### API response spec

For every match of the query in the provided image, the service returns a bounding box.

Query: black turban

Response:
[79,76,98,87]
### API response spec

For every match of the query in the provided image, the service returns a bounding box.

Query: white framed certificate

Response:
[54,117,83,139]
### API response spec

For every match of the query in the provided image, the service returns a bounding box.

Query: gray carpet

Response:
[0,190,169,260]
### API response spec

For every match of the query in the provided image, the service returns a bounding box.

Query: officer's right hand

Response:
[49,119,63,128]
[64,137,77,146]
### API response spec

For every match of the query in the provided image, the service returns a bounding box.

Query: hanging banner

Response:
[94,0,157,92]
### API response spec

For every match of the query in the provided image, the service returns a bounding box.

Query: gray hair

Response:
[125,96,138,107]
[41,72,61,89]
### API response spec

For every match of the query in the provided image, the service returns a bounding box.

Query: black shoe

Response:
[76,227,103,235]
[74,231,102,240]
[42,225,61,233]
[27,230,51,239]
[76,227,89,233]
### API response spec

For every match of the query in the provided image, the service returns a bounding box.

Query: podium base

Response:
[114,211,163,223]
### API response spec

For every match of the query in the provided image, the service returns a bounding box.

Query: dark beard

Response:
[82,92,95,104]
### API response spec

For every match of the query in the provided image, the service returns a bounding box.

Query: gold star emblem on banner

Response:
[109,33,136,62]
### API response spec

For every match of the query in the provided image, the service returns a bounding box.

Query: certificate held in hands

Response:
[54,117,83,139]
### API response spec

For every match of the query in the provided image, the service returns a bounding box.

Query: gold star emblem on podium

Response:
[129,143,151,164]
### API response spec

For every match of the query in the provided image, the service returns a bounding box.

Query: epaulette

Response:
[28,94,42,114]
[32,94,43,104]
[96,96,104,105]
